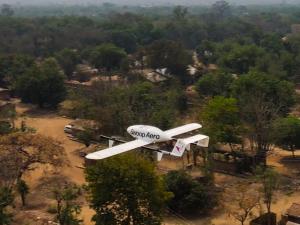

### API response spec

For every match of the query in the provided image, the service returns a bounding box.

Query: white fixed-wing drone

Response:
[86,123,209,160]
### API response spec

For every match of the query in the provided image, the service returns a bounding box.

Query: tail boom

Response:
[157,134,209,161]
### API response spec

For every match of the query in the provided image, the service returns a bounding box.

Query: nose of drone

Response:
[127,126,134,134]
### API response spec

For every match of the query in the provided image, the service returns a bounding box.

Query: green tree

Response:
[0,186,13,225]
[85,154,171,225]
[75,129,94,147]
[87,81,180,135]
[201,96,242,150]
[151,109,174,131]
[272,116,300,158]
[16,58,66,108]
[110,30,137,53]
[196,40,217,65]
[53,185,82,225]
[0,105,16,130]
[17,179,29,207]
[165,170,217,214]
[146,40,192,82]
[254,53,287,80]
[280,51,300,80]
[55,48,80,79]
[173,6,188,21]
[219,44,265,74]
[0,54,34,86]
[128,82,156,122]
[255,167,279,224]
[196,70,234,97]
[260,34,284,55]
[89,43,127,72]
[211,0,231,18]
[232,71,295,165]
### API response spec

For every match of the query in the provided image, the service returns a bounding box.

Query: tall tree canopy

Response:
[219,44,265,74]
[146,40,192,81]
[211,0,231,18]
[16,58,66,108]
[272,116,300,157]
[89,43,127,71]
[201,96,242,149]
[0,54,34,86]
[231,71,295,164]
[55,48,80,79]
[85,154,171,225]
[196,70,234,97]
[67,81,183,135]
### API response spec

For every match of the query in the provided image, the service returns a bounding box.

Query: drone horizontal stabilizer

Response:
[170,134,209,157]
[184,134,209,147]
[164,123,202,137]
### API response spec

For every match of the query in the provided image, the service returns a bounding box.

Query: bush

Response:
[165,170,218,214]
[75,129,94,147]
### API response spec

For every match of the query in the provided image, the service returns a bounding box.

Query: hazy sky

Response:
[0,0,298,6]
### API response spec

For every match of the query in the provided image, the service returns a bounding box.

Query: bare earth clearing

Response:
[15,101,94,225]
[13,101,300,225]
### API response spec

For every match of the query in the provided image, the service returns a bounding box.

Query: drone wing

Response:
[164,123,202,137]
[85,139,150,160]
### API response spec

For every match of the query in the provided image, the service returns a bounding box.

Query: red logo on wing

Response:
[176,146,181,152]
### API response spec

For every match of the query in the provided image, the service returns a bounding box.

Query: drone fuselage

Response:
[127,125,170,143]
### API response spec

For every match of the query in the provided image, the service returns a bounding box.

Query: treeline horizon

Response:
[1,0,300,6]
[1,2,300,18]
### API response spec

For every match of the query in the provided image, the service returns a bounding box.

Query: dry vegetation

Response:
[0,100,298,225]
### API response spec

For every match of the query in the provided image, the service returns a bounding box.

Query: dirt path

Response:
[19,115,85,183]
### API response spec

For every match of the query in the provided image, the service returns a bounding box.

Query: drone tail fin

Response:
[171,139,186,157]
